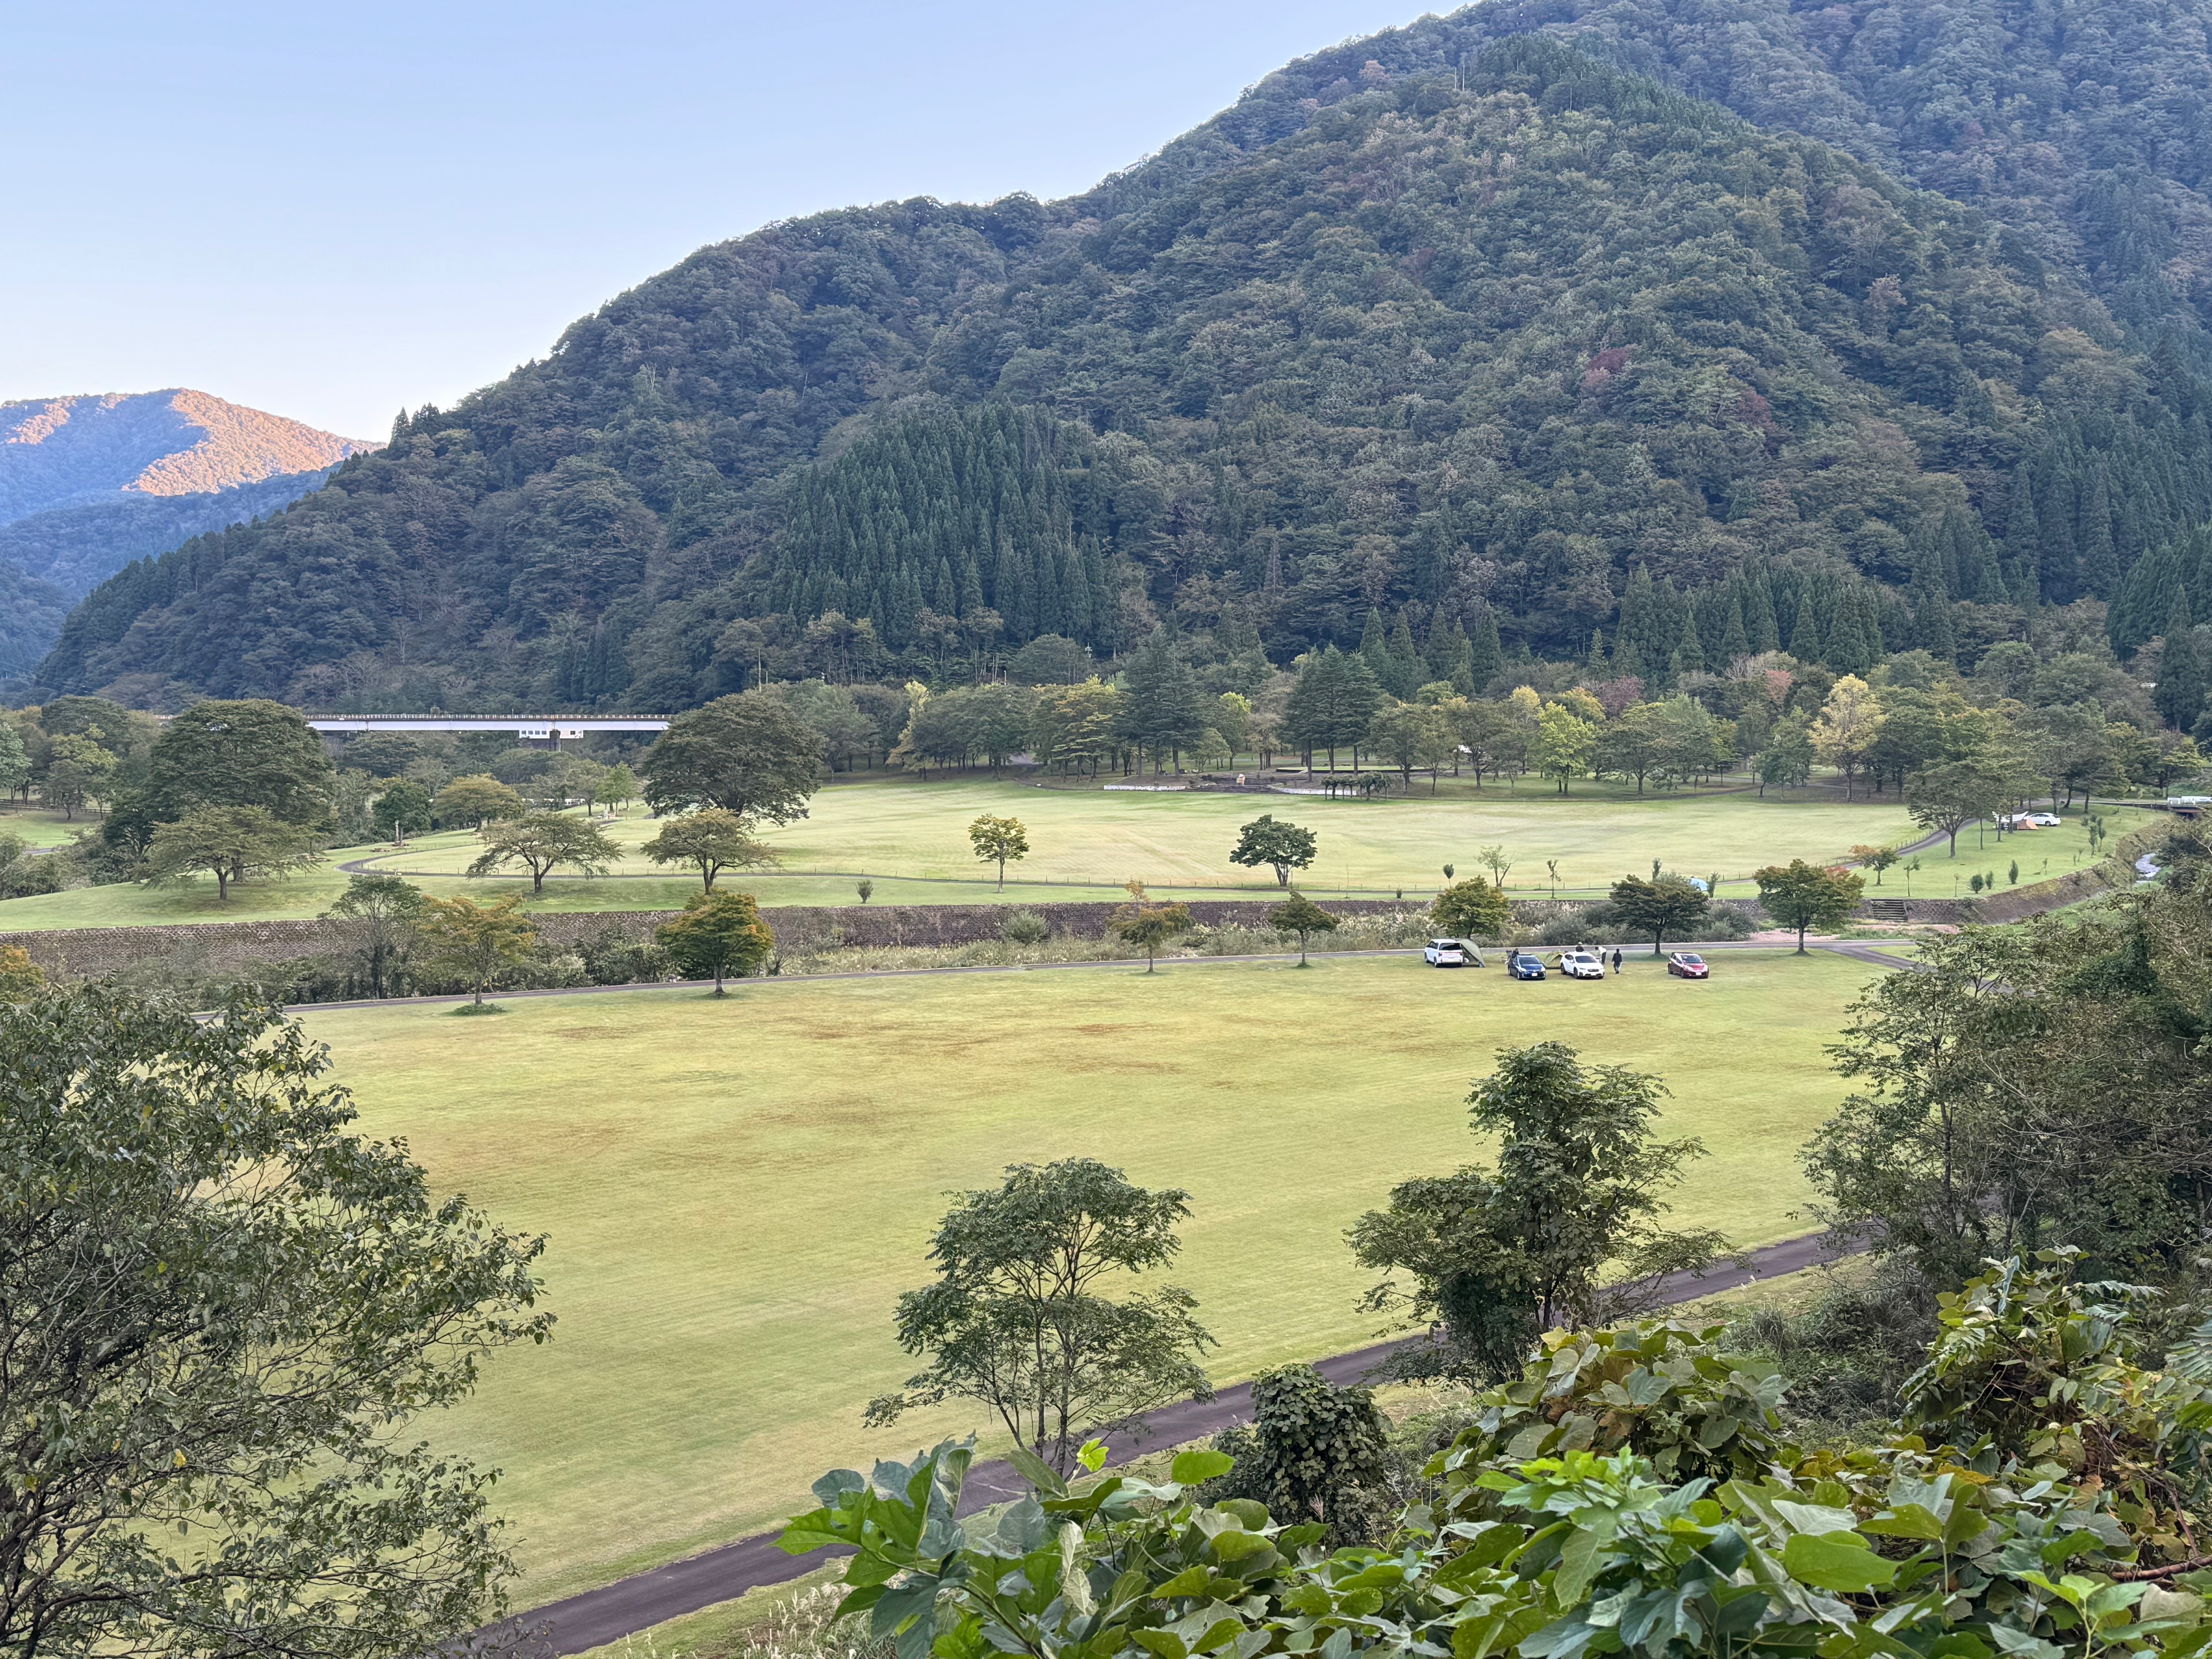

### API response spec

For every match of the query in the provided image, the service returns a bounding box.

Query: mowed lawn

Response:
[0,785,2142,931]
[371,777,1928,898]
[311,948,1879,1603]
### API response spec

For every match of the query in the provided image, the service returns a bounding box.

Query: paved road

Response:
[505,1230,1853,1656]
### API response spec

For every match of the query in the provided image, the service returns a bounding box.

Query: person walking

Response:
[1611,946,1623,975]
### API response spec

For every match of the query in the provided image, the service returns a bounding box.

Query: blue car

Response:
[1506,952,1546,980]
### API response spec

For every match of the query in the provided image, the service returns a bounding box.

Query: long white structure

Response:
[307,715,669,741]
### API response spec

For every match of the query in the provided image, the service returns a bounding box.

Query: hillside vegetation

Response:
[37,14,2212,710]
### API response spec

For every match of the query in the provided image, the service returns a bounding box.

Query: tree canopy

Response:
[0,988,548,1657]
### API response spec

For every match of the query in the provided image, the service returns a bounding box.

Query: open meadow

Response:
[311,946,1882,1602]
[0,780,2139,931]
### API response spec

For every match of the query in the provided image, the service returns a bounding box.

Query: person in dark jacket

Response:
[1611,947,1623,974]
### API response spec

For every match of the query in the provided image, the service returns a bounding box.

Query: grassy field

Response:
[0,780,2142,931]
[310,947,1880,1602]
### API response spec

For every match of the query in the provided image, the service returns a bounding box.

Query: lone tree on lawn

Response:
[0,987,549,1658]
[656,890,776,993]
[1348,1041,1729,1379]
[866,1157,1214,1476]
[467,811,619,895]
[1754,858,1865,953]
[1608,872,1710,957]
[418,893,537,1005]
[142,805,322,903]
[1109,881,1191,973]
[967,813,1030,890]
[642,807,780,891]
[1269,890,1338,965]
[1230,814,1318,888]
[1431,876,1511,941]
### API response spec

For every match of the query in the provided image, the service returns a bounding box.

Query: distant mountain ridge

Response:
[0,390,370,681]
[0,389,369,519]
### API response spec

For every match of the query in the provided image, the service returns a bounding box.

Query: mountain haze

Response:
[0,390,369,680]
[39,3,2212,709]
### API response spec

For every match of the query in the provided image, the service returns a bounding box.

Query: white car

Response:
[2029,812,2062,828]
[1424,937,1474,967]
[1558,950,1606,980]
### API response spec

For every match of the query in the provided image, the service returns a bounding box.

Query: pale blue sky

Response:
[5,1,1427,440]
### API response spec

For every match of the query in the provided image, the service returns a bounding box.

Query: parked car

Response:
[1424,937,1472,967]
[1667,951,1710,979]
[1558,950,1606,980]
[2028,812,2062,828]
[1506,951,1547,980]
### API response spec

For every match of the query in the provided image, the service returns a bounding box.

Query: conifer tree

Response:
[2155,592,2205,733]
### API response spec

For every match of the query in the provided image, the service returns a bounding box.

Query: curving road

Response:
[500,1230,1855,1656]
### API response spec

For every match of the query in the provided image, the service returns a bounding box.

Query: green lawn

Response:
[311,948,1880,1603]
[0,780,2145,932]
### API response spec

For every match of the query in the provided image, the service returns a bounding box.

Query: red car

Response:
[1667,952,1710,979]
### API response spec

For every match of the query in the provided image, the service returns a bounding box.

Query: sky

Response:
[4,0,1429,441]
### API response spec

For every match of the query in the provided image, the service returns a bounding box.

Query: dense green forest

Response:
[39,7,2212,710]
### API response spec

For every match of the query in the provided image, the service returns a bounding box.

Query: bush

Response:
[574,925,672,986]
[999,908,1051,945]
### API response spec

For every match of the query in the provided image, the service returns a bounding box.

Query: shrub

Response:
[999,908,1051,945]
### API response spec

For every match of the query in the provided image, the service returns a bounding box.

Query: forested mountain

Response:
[39,6,2212,710]
[0,390,369,680]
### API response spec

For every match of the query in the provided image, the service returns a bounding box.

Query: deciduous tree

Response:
[419,893,536,1005]
[656,890,776,993]
[371,776,434,843]
[967,813,1030,890]
[467,812,619,895]
[0,989,549,1657]
[1754,858,1865,951]
[642,807,779,890]
[144,698,335,826]
[1431,877,1510,940]
[323,872,427,998]
[1608,872,1710,956]
[433,774,525,830]
[1268,890,1338,964]
[143,805,322,902]
[1230,814,1317,888]
[1350,1042,1728,1377]
[641,694,826,821]
[864,1158,1214,1475]
[1109,881,1191,973]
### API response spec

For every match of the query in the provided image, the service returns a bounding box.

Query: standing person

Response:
[1611,946,1623,975]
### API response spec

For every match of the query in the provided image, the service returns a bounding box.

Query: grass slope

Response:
[311,948,1877,1602]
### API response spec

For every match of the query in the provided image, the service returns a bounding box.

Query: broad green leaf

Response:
[1782,1531,1897,1592]
[1861,1505,1945,1542]
[1131,1632,1190,1659]
[1553,1525,1608,1608]
[1005,1444,1066,1498]
[1077,1438,1109,1474]
[1773,1499,1859,1537]
[813,1468,868,1504]
[1173,1449,1235,1486]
